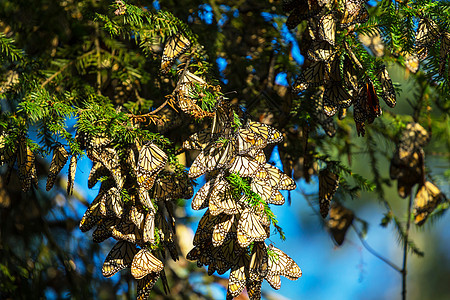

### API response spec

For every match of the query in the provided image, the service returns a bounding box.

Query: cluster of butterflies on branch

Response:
[283,0,450,137]
[390,122,447,226]
[183,102,302,299]
[2,2,449,299]
[75,130,195,300]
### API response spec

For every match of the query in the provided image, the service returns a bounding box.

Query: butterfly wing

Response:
[161,34,191,73]
[131,248,164,279]
[318,168,339,218]
[46,145,69,191]
[102,241,138,278]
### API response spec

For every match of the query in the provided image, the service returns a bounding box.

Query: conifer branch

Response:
[41,50,96,88]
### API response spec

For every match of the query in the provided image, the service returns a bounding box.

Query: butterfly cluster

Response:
[413,17,450,77]
[77,132,193,299]
[389,122,430,199]
[389,122,448,226]
[284,0,398,136]
[183,103,301,299]
[0,134,40,192]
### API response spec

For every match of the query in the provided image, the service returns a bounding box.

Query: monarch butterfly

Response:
[247,148,267,164]
[211,213,235,247]
[138,188,156,213]
[328,202,354,245]
[136,143,167,190]
[88,147,124,188]
[307,40,336,63]
[226,255,249,299]
[153,172,193,200]
[46,145,69,191]
[182,130,213,150]
[237,207,268,247]
[293,61,326,93]
[285,6,306,30]
[353,91,367,137]
[375,66,396,108]
[67,155,77,195]
[265,244,302,290]
[343,55,358,91]
[357,79,381,126]
[415,18,440,59]
[177,70,206,97]
[359,31,384,57]
[102,241,138,278]
[323,81,352,117]
[161,34,191,73]
[317,13,336,45]
[129,204,145,229]
[439,32,450,77]
[246,121,283,144]
[319,168,339,218]
[251,178,285,205]
[79,192,107,232]
[413,181,446,226]
[191,176,216,211]
[104,187,123,218]
[187,240,214,267]
[192,210,215,246]
[341,0,369,28]
[399,122,430,152]
[135,271,160,300]
[87,162,109,189]
[17,137,34,192]
[209,177,238,215]
[210,238,242,275]
[84,133,111,150]
[285,0,323,30]
[0,137,16,185]
[246,278,263,300]
[402,52,419,73]
[211,104,234,136]
[249,242,269,280]
[112,218,143,244]
[176,71,213,117]
[390,149,423,198]
[93,218,117,243]
[143,213,155,243]
[131,248,164,279]
[312,92,336,137]
[256,163,296,191]
[234,128,267,155]
[228,155,261,178]
[188,140,234,179]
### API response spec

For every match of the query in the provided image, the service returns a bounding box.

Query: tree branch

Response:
[352,224,402,273]
[402,190,414,300]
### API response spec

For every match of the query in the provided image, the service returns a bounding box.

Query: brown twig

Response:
[351,224,402,273]
[402,190,414,300]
